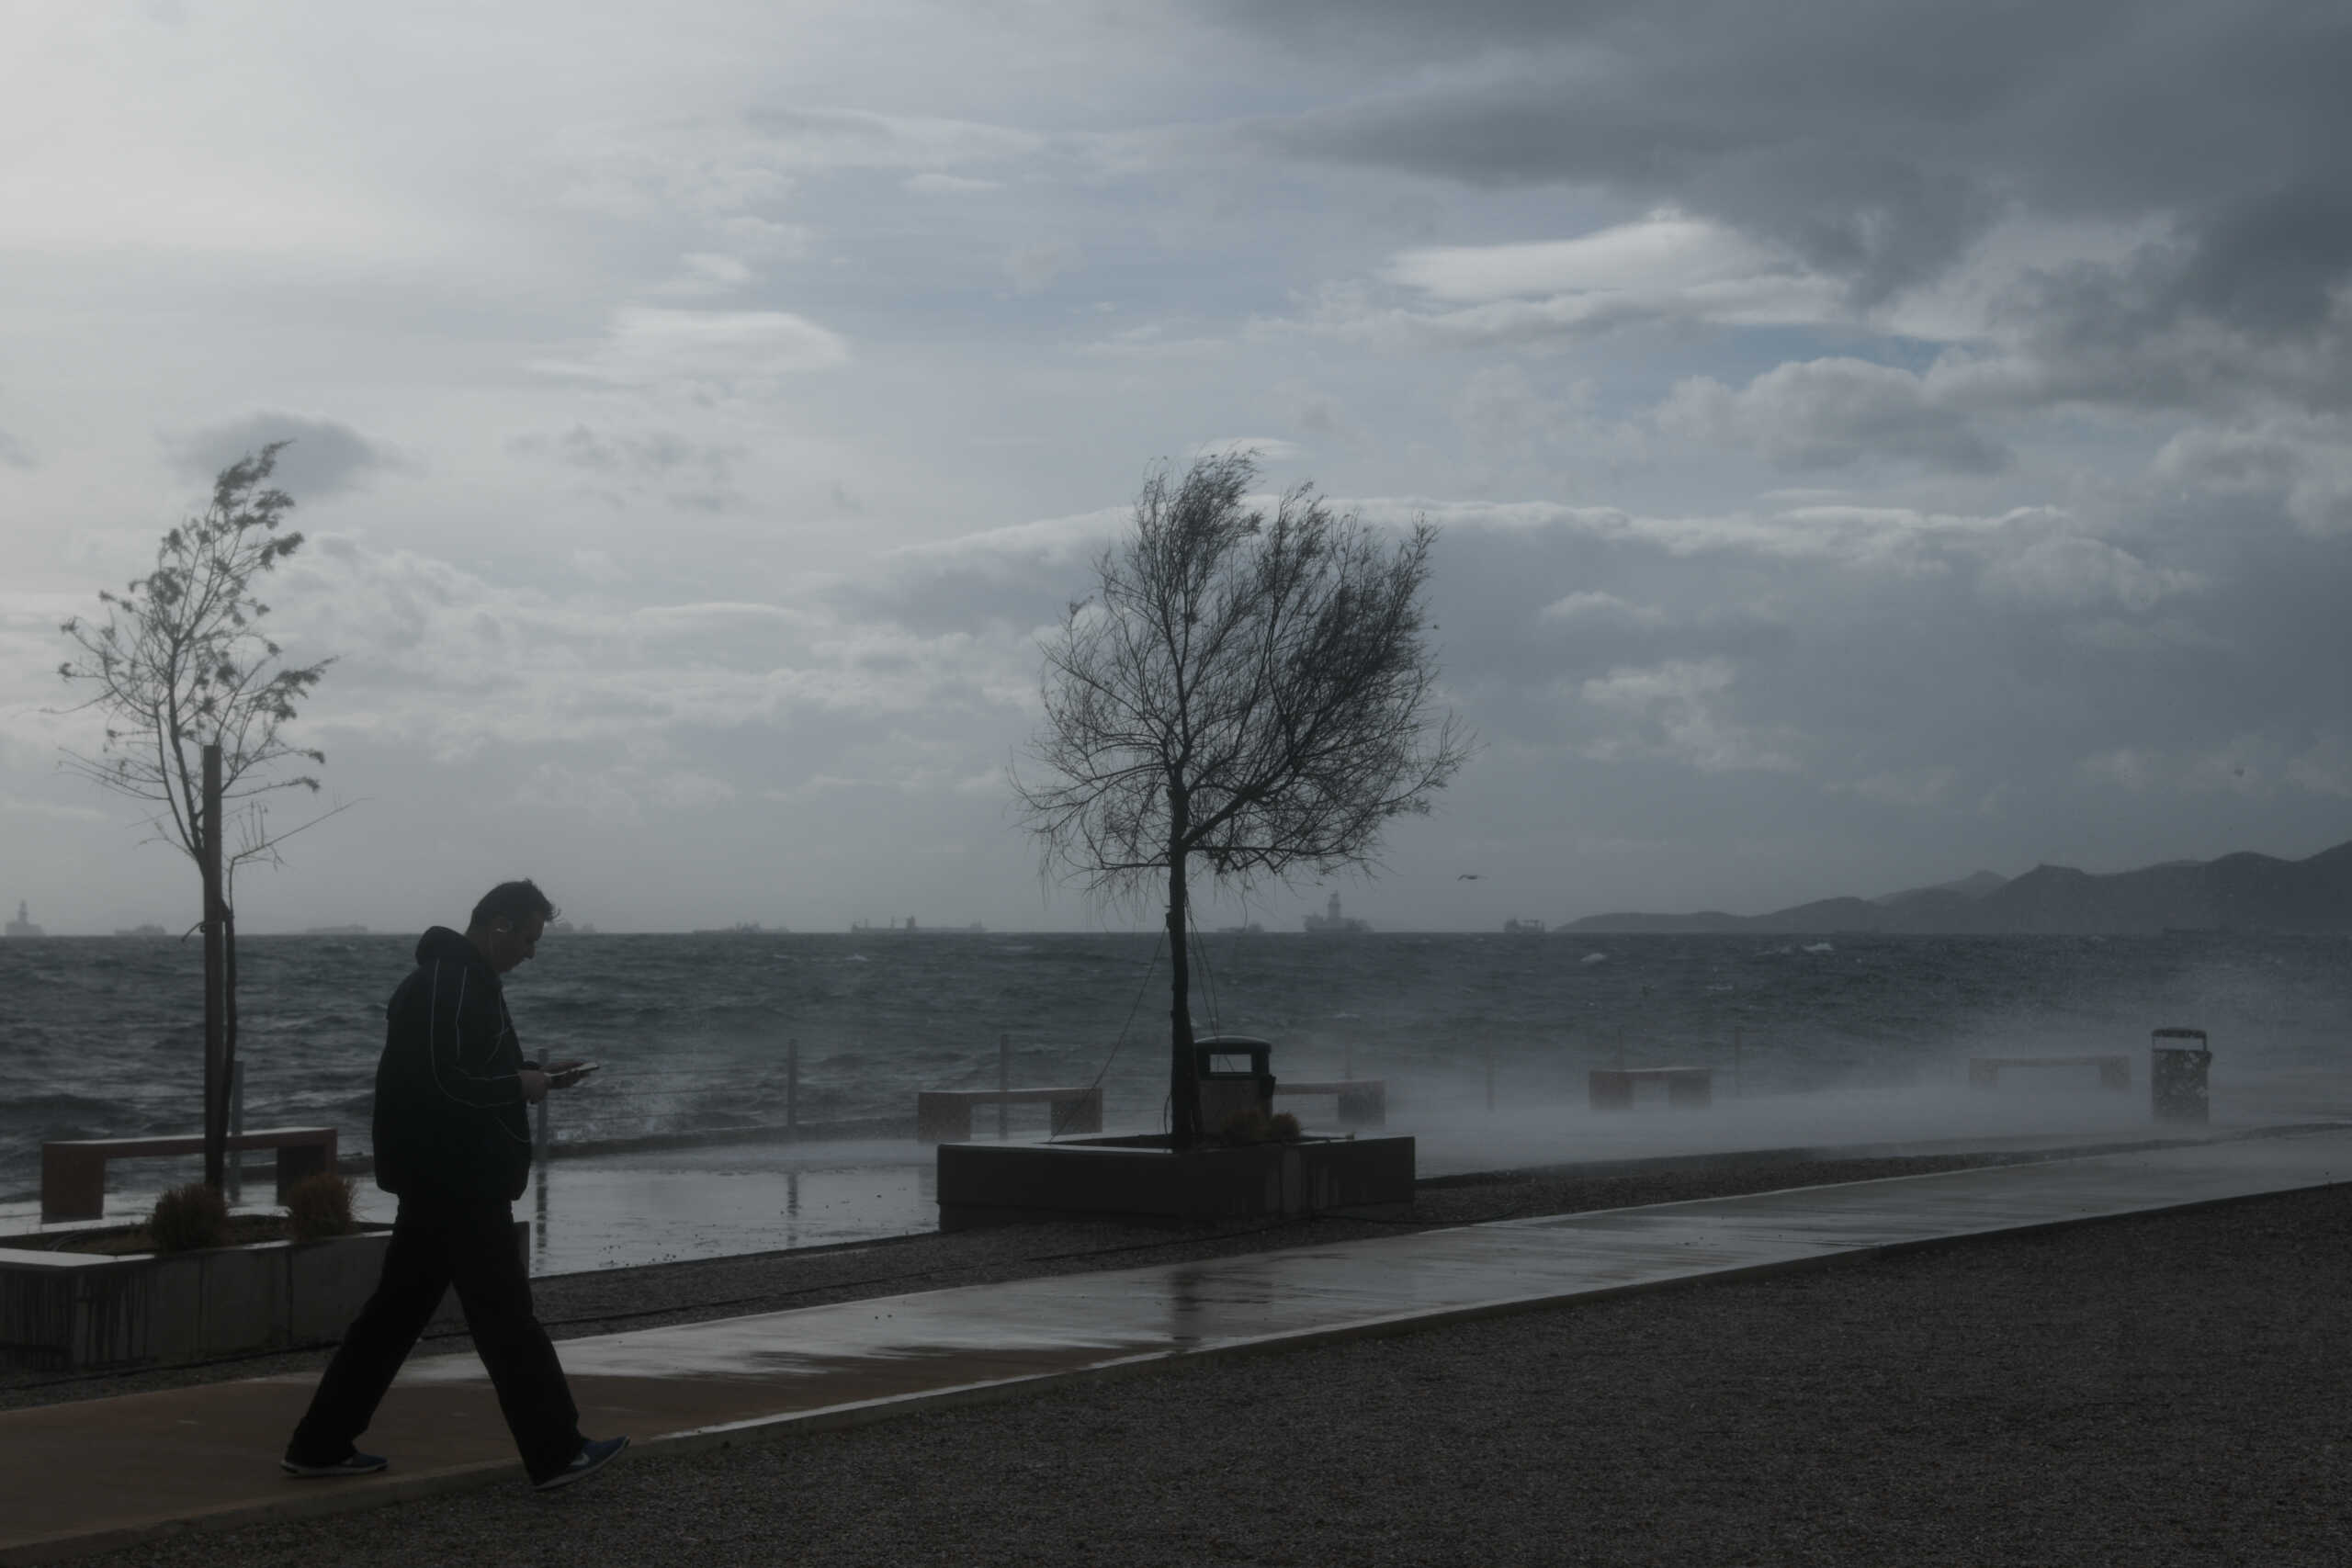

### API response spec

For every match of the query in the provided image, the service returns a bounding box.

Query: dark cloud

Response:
[0,428,29,468]
[1969,214,2352,418]
[166,412,401,497]
[1227,2,2352,316]
[2172,188,2352,336]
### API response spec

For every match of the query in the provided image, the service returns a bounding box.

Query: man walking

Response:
[282,879,628,1491]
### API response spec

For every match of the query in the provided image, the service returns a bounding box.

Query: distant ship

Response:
[111,923,169,937]
[1217,921,1266,934]
[849,917,985,934]
[305,923,370,936]
[1302,893,1370,934]
[692,921,773,935]
[6,901,45,938]
[1502,918,1547,935]
[548,919,597,934]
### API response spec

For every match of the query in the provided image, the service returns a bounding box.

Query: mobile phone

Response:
[557,1062,600,1084]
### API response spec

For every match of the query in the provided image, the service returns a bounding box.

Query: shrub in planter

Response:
[1214,1108,1305,1145]
[149,1182,231,1252]
[283,1170,358,1241]
[1216,1107,1272,1144]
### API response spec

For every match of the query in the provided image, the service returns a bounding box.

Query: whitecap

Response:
[1803,942,1834,953]
[1581,952,1607,964]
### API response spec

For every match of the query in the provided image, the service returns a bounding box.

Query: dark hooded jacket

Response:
[371,926,538,1203]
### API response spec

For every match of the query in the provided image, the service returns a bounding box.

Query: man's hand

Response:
[519,1068,549,1104]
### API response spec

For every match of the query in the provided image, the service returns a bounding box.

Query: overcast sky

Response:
[4,1,2349,934]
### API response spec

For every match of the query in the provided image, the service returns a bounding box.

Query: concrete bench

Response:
[40,1127,339,1222]
[1589,1066,1714,1111]
[1968,1055,2131,1091]
[917,1087,1103,1144]
[1272,1079,1387,1127]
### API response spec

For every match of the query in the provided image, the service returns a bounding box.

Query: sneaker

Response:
[534,1435,629,1493]
[280,1450,389,1479]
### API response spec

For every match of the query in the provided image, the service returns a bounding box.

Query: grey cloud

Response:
[1973,533,2199,614]
[0,428,30,468]
[1539,591,1668,628]
[1005,242,1078,294]
[1966,204,2352,416]
[1658,359,2008,474]
[1457,365,1597,457]
[1336,485,2346,835]
[2170,187,2352,337]
[1227,3,2352,315]
[834,508,1129,635]
[508,423,746,512]
[165,412,402,497]
[2156,423,2309,492]
[556,107,1045,221]
[513,423,742,482]
[2154,416,2352,536]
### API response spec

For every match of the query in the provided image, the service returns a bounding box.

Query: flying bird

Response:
[1457,873,1481,880]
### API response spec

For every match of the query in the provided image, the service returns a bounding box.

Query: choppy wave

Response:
[3,928,2347,1201]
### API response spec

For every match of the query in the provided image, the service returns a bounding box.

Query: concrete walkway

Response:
[5,1128,2348,1564]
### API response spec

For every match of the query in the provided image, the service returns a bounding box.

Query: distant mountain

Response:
[1875,870,2007,907]
[1564,839,2352,935]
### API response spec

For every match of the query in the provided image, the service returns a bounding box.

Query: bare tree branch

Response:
[52,443,348,1188]
[54,442,338,877]
[1012,452,1473,1145]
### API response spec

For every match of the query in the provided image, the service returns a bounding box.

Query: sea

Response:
[3,927,2348,1207]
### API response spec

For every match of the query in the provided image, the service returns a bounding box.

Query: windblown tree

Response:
[57,443,338,1188]
[1017,452,1469,1146]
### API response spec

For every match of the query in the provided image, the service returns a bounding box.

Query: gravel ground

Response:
[4,1142,2134,1414]
[78,1180,2352,1567]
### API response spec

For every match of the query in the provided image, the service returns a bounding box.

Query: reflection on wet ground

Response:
[517,1145,937,1274]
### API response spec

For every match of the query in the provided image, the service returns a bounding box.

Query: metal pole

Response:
[534,1089,549,1165]
[227,1060,244,1204]
[786,1034,799,1137]
[200,742,225,1191]
[999,1031,1011,1139]
[1485,1044,1496,1112]
[1734,1026,1743,1099]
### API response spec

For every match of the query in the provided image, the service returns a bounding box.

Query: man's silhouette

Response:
[282,879,627,1491]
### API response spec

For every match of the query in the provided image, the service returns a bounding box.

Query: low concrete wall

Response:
[936,1135,1415,1231]
[0,1223,524,1371]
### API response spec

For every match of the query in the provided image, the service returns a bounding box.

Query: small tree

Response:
[1016,452,1469,1146]
[56,443,337,1188]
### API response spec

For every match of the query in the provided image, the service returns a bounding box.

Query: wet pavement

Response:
[6,1077,2335,1274]
[4,1126,2349,1563]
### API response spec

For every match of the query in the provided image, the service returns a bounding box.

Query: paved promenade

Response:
[4,1128,2347,1563]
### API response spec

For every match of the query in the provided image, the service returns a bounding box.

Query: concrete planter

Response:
[936,1134,1415,1231]
[0,1223,525,1371]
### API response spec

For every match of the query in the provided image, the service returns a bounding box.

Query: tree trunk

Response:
[222,897,238,1188]
[1167,790,1200,1149]
[200,743,225,1191]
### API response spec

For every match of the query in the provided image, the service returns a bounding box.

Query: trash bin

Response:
[1193,1033,1275,1134]
[2150,1027,2211,1124]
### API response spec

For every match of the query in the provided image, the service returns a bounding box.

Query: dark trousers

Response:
[288,1196,582,1483]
